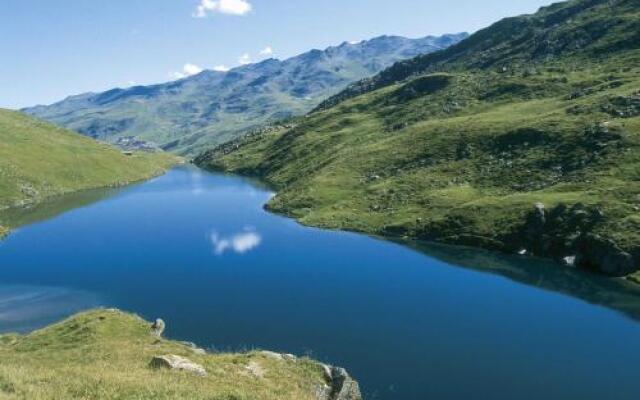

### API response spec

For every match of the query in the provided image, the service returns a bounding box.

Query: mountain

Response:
[0,109,175,236]
[317,0,640,110]
[195,0,640,280]
[22,33,467,156]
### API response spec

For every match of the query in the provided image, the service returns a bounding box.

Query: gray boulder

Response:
[150,354,207,377]
[316,364,362,400]
[151,318,165,337]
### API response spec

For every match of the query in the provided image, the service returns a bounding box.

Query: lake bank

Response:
[3,166,640,399]
[0,154,180,238]
[0,308,361,400]
[196,156,640,288]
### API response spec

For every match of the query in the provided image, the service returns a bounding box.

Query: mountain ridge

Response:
[316,0,639,110]
[23,33,467,155]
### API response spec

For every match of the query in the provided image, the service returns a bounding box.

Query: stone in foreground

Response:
[316,365,362,400]
[150,354,207,377]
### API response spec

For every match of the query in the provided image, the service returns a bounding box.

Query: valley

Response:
[2,0,640,399]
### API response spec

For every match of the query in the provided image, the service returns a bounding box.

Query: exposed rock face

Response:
[254,350,360,399]
[150,354,207,377]
[533,202,547,227]
[316,365,362,400]
[574,234,636,276]
[510,203,638,277]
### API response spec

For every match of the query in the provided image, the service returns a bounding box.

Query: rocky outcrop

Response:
[150,318,165,337]
[601,92,640,118]
[149,354,207,377]
[574,234,636,276]
[508,202,638,277]
[255,351,361,399]
[145,330,361,398]
[316,365,362,400]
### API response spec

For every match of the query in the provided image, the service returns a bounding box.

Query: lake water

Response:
[2,166,640,399]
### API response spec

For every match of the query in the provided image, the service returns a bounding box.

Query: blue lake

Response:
[2,166,640,399]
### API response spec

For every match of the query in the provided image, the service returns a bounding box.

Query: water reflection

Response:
[0,285,102,333]
[189,168,206,195]
[210,228,262,255]
[0,185,123,232]
[405,239,640,321]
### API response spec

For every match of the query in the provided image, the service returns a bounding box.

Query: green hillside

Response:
[0,309,360,400]
[196,0,640,279]
[0,109,176,236]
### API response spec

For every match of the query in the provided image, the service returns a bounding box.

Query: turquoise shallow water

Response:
[2,166,640,400]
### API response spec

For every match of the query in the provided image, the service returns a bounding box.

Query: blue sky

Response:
[0,0,554,109]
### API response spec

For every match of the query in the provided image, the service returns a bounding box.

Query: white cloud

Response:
[183,63,204,75]
[259,46,273,56]
[238,53,252,65]
[210,229,262,255]
[194,0,252,17]
[213,65,230,72]
[172,63,203,79]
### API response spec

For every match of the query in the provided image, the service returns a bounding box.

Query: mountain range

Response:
[23,33,467,155]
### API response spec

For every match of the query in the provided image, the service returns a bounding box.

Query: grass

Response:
[199,63,640,245]
[196,0,640,277]
[0,309,328,400]
[0,109,178,234]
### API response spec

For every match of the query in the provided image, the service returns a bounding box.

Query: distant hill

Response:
[196,0,640,280]
[22,33,467,156]
[0,109,175,236]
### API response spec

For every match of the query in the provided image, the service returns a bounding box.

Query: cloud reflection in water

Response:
[210,228,262,255]
[0,285,102,333]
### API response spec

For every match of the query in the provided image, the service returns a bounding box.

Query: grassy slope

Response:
[196,0,640,277]
[0,109,176,235]
[0,309,328,400]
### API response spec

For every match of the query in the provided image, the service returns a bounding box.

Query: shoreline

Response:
[0,308,362,400]
[198,163,640,290]
[0,156,180,238]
